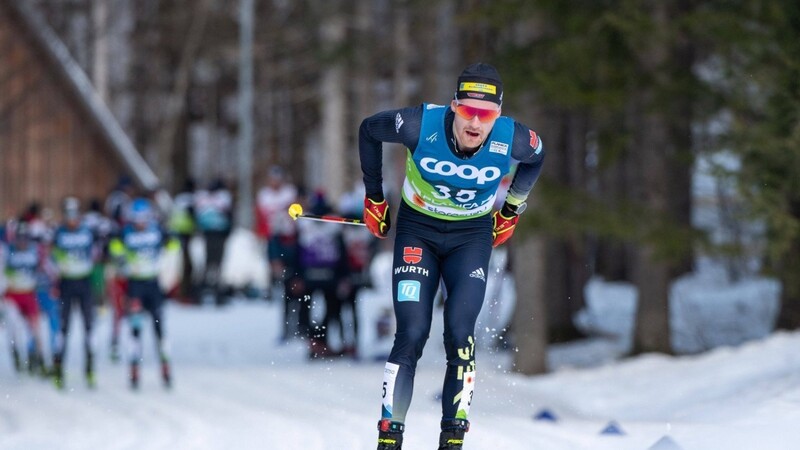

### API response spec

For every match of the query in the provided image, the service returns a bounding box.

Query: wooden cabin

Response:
[0,0,157,219]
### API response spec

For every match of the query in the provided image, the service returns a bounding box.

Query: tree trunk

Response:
[631,244,672,353]
[538,111,590,342]
[155,0,211,189]
[511,234,548,375]
[776,201,800,328]
[629,109,674,354]
[629,92,674,355]
[381,0,412,195]
[420,0,457,103]
[91,0,109,101]
[351,0,375,183]
[629,1,696,355]
[317,4,347,200]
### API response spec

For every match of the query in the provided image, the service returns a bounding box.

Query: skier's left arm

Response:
[492,122,546,247]
[160,227,182,255]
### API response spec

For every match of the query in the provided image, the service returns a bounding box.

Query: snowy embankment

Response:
[1,229,798,449]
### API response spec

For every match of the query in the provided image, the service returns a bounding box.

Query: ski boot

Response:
[86,353,96,389]
[130,362,140,390]
[53,357,65,390]
[161,357,172,389]
[110,341,120,363]
[376,419,404,450]
[28,351,45,377]
[438,419,469,450]
[11,347,21,373]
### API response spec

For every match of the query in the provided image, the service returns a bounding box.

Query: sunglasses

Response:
[453,100,501,123]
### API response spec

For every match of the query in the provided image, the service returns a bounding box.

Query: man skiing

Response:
[2,221,50,375]
[359,63,545,449]
[51,197,99,389]
[109,198,180,389]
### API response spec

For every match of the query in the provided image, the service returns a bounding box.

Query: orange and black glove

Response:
[492,202,521,247]
[364,195,391,239]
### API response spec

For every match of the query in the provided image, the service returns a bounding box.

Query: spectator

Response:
[168,178,197,304]
[295,191,348,359]
[256,166,298,301]
[195,178,233,305]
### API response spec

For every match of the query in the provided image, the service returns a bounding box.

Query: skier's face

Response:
[451,98,500,151]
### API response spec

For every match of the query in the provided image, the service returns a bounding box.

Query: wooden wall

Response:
[0,3,126,219]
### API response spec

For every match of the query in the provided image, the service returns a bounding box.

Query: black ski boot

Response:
[376,419,404,450]
[110,340,120,363]
[53,356,65,390]
[438,419,469,450]
[86,352,96,389]
[161,357,172,389]
[28,350,45,377]
[130,362,140,390]
[11,347,21,373]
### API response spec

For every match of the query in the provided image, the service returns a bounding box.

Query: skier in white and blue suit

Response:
[51,197,99,389]
[109,198,180,390]
[359,63,546,450]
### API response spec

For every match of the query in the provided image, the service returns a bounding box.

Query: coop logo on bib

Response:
[420,157,501,185]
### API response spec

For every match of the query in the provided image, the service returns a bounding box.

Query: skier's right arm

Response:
[358,105,423,201]
[359,106,422,238]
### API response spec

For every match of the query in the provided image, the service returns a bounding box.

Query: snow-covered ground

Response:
[1,235,798,450]
[2,289,799,449]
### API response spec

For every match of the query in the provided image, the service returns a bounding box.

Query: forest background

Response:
[20,0,800,374]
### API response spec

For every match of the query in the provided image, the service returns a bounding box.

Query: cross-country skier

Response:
[2,221,50,375]
[359,63,546,449]
[109,198,180,389]
[51,197,99,389]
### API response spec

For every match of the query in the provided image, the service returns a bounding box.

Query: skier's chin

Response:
[460,133,483,150]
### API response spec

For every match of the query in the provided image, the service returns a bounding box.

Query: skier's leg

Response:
[26,313,45,375]
[53,282,74,386]
[109,276,127,361]
[126,280,145,389]
[3,298,24,372]
[316,283,341,356]
[306,284,330,359]
[438,225,492,448]
[342,290,359,357]
[35,286,60,368]
[297,284,311,339]
[144,280,170,387]
[17,292,45,376]
[380,232,440,426]
[78,279,96,386]
[281,278,293,340]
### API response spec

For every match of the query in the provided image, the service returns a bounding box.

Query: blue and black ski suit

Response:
[359,103,545,426]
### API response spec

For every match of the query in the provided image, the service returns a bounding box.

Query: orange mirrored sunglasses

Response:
[454,100,501,122]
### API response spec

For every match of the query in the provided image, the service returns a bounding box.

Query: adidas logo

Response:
[469,268,486,282]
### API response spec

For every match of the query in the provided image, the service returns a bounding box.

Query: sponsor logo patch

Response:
[469,268,486,282]
[403,247,422,264]
[489,141,508,155]
[459,82,497,95]
[394,266,430,277]
[395,113,404,133]
[397,280,421,302]
[426,132,438,143]
[529,130,541,153]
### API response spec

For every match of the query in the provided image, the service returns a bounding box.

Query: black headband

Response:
[455,63,503,105]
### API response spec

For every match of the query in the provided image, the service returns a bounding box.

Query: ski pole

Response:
[287,203,366,226]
